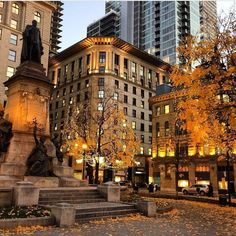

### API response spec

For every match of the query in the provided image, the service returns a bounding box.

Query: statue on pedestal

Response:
[25,119,55,176]
[21,20,44,64]
[51,134,64,164]
[0,110,13,153]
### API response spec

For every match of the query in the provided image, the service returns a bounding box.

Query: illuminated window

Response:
[140,66,144,76]
[10,34,18,45]
[113,92,118,100]
[0,2,4,8]
[131,62,136,73]
[69,97,73,105]
[164,104,170,114]
[54,123,58,131]
[0,14,2,23]
[99,52,106,63]
[12,3,19,14]
[141,135,144,143]
[148,148,152,155]
[62,99,66,107]
[8,50,16,61]
[10,19,17,29]
[98,90,104,98]
[140,147,144,155]
[132,121,136,129]
[156,122,160,137]
[156,106,161,116]
[34,11,41,23]
[97,103,103,111]
[6,66,15,77]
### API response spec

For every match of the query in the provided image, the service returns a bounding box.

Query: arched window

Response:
[12,3,19,14]
[34,11,41,23]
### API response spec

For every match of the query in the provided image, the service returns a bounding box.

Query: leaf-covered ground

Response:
[2,198,235,236]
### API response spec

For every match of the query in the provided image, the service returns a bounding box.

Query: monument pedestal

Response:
[0,61,88,188]
[0,62,52,186]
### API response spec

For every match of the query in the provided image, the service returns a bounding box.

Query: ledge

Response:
[0,216,54,229]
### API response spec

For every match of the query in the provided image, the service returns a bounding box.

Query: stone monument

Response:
[0,20,85,187]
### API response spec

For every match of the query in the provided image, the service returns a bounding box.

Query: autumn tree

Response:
[63,90,139,184]
[170,12,236,201]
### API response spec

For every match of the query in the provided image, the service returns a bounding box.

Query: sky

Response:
[60,0,236,51]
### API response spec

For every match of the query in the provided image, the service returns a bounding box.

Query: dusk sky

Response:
[60,0,236,51]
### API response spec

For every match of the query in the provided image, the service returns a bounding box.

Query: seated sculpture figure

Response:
[25,124,55,177]
[0,110,13,153]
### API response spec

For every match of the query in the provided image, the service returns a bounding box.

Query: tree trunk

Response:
[95,161,99,184]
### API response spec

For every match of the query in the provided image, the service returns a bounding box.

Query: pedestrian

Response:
[208,183,213,197]
[149,183,154,193]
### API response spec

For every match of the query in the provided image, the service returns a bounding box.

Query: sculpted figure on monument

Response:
[51,134,64,164]
[0,110,13,153]
[25,121,55,176]
[21,20,44,64]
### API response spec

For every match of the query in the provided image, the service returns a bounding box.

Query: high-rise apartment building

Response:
[88,1,217,65]
[48,36,170,182]
[50,1,63,56]
[87,10,119,37]
[0,1,63,104]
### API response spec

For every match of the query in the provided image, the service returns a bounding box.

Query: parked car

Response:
[182,184,209,196]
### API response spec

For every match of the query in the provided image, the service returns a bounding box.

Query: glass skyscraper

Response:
[88,1,217,65]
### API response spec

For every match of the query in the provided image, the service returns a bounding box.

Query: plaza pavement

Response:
[2,198,235,236]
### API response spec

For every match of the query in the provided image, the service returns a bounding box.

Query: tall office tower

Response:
[50,1,64,56]
[0,1,63,104]
[103,1,217,65]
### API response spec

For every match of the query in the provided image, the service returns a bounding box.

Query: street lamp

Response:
[82,143,88,180]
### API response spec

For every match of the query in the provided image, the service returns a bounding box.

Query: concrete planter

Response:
[0,216,54,229]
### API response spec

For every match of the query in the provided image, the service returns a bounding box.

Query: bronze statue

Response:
[0,110,13,153]
[25,120,55,176]
[51,134,64,164]
[21,20,44,64]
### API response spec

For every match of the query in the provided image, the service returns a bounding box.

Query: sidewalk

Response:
[138,189,236,206]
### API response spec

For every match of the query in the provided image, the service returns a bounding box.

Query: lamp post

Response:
[82,143,88,180]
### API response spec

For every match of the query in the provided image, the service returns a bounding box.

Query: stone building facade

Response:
[0,1,58,103]
[149,88,236,194]
[48,36,170,182]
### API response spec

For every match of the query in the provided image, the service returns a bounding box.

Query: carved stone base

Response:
[0,163,26,177]
[53,166,74,177]
[24,176,59,188]
[59,177,88,187]
[0,176,22,187]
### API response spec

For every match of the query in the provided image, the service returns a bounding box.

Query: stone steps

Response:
[75,203,139,222]
[38,188,106,205]
[39,198,106,205]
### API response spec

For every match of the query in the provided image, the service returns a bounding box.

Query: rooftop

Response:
[49,36,171,71]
